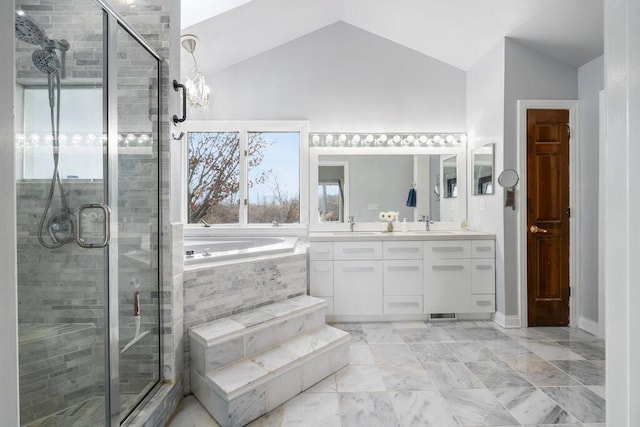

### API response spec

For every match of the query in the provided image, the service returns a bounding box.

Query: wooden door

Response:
[527,109,570,326]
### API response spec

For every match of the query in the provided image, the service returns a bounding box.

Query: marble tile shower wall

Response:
[182,254,307,393]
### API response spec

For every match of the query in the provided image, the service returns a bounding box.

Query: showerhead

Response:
[32,49,60,75]
[15,12,47,46]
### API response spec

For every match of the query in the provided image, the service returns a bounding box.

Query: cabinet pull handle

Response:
[475,246,492,252]
[313,249,330,254]
[432,247,464,252]
[342,266,375,272]
[387,266,420,272]
[475,265,493,270]
[388,301,420,307]
[342,248,375,253]
[387,247,419,252]
[475,300,493,306]
[432,265,464,271]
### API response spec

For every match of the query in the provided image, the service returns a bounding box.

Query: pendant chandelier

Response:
[181,34,210,109]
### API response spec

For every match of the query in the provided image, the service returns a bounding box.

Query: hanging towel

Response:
[405,187,417,207]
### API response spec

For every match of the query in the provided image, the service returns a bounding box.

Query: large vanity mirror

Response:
[310,147,467,228]
[472,143,495,195]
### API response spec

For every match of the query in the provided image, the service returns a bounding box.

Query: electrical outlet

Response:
[480,198,486,211]
[368,203,379,210]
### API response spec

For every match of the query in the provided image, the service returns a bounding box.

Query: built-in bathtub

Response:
[184,236,299,266]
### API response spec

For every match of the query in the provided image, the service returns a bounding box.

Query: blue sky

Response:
[248,132,299,202]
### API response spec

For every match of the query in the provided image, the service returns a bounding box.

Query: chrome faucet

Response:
[420,215,431,231]
[347,216,355,232]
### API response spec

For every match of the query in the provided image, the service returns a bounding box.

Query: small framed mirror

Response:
[472,143,494,195]
[318,161,349,222]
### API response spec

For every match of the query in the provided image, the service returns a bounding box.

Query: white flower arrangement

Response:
[379,211,399,232]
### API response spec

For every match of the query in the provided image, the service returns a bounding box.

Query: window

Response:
[186,121,308,226]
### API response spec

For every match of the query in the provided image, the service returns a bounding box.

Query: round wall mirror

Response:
[498,169,519,189]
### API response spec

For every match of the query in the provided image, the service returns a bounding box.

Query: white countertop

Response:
[308,230,495,242]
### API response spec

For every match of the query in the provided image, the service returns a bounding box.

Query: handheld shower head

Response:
[32,49,60,75]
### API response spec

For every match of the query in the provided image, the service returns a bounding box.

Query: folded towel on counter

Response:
[406,187,417,207]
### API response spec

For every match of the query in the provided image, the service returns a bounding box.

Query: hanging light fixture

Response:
[181,34,210,109]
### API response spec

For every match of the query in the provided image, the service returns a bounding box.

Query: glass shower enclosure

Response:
[15,1,162,425]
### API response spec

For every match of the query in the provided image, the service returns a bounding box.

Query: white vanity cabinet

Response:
[308,233,495,319]
[423,240,496,314]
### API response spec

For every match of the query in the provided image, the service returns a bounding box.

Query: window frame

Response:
[182,120,309,233]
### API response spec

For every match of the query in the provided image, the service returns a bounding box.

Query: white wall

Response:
[0,0,20,423]
[503,38,579,317]
[604,0,640,424]
[196,21,467,133]
[466,40,506,316]
[577,55,604,326]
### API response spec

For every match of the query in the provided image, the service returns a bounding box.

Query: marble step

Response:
[189,295,328,375]
[192,324,350,427]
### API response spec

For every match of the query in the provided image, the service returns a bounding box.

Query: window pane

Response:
[187,131,240,224]
[318,183,342,222]
[247,131,300,224]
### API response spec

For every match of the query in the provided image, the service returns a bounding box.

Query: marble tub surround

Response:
[189,295,350,427]
[172,320,605,427]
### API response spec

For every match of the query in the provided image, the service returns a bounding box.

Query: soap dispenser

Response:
[401,218,408,232]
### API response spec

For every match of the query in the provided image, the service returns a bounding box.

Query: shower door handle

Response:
[76,203,111,248]
[172,80,187,125]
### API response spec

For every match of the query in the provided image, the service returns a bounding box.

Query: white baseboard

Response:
[578,316,601,337]
[492,311,522,329]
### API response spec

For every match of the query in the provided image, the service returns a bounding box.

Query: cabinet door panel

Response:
[383,241,423,259]
[471,259,495,294]
[472,240,495,258]
[424,259,472,313]
[334,242,382,260]
[310,261,334,296]
[309,242,333,260]
[383,260,423,295]
[334,261,383,315]
[472,294,495,313]
[384,296,423,314]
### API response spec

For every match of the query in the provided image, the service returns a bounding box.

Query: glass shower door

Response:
[114,22,161,421]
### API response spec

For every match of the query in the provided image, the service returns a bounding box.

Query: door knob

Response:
[529,225,548,234]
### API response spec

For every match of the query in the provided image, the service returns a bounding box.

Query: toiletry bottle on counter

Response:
[401,218,408,232]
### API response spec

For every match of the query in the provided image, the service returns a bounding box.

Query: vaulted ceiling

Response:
[181,0,603,74]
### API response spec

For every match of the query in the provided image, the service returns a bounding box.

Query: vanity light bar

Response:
[15,132,155,148]
[310,133,467,148]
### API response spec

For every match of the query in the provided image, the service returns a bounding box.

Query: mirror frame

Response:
[471,143,495,196]
[309,145,467,231]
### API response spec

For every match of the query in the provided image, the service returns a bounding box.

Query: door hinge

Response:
[244,199,248,206]
[244,150,248,157]
[567,207,571,218]
[569,287,571,297]
[567,124,571,139]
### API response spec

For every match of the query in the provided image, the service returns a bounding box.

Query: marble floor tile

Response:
[531,327,600,342]
[391,321,428,329]
[338,392,400,427]
[400,328,448,344]
[541,386,606,423]
[421,362,485,390]
[465,361,533,388]
[246,406,284,427]
[483,338,535,358]
[501,327,550,341]
[408,343,459,363]
[389,390,459,427]
[335,365,386,392]
[521,340,585,361]
[441,388,519,426]
[349,343,375,365]
[446,342,503,363]
[378,365,436,391]
[360,321,395,331]
[167,396,219,427]
[362,328,406,344]
[504,357,581,387]
[465,327,512,342]
[329,322,363,333]
[280,392,341,426]
[556,340,606,360]
[550,360,605,385]
[369,344,420,367]
[586,385,606,399]
[491,387,579,425]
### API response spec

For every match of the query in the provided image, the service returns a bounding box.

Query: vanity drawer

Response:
[472,240,495,258]
[383,296,423,314]
[383,260,423,295]
[471,294,495,313]
[471,259,495,294]
[423,240,471,259]
[383,241,422,260]
[309,242,333,260]
[334,241,382,260]
[309,261,334,296]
